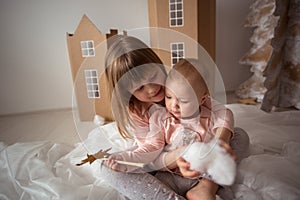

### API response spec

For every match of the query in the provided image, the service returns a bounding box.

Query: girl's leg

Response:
[230,127,250,163]
[155,171,198,197]
[99,166,186,200]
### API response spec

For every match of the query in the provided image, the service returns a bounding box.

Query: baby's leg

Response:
[186,178,218,200]
[230,127,250,163]
[99,166,186,200]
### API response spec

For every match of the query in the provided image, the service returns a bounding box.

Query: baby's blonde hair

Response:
[105,35,166,138]
[167,58,210,105]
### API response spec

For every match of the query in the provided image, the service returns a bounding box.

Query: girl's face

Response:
[127,67,166,103]
[165,78,201,119]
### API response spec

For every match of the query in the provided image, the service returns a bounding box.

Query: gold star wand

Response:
[76,147,144,168]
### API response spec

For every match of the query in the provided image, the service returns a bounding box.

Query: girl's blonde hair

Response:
[105,35,167,138]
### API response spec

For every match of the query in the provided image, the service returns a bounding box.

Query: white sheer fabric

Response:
[1,104,300,199]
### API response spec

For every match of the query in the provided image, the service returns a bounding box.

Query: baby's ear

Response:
[200,93,209,105]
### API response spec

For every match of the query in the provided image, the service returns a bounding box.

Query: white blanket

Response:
[0,104,300,199]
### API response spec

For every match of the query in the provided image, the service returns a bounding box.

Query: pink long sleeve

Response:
[209,99,234,136]
[116,104,167,171]
[149,98,235,171]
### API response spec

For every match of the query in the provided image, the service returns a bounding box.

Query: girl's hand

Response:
[103,154,127,172]
[176,157,200,179]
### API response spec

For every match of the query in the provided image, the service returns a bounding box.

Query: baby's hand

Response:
[182,140,237,186]
[218,140,237,161]
[176,157,200,179]
[103,154,127,172]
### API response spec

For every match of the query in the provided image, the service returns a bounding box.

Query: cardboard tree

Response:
[236,0,279,102]
[262,0,300,111]
[66,15,119,122]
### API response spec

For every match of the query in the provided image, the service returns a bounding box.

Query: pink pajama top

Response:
[117,98,234,172]
[149,98,234,171]
[116,103,165,171]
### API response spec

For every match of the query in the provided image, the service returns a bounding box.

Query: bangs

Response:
[126,66,151,89]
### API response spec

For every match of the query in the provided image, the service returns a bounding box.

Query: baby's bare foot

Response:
[186,179,218,200]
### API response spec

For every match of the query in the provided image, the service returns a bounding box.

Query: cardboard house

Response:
[66,15,118,121]
[67,1,216,122]
[148,0,216,67]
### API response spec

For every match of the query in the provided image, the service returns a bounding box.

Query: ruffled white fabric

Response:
[0,123,130,200]
[1,105,300,199]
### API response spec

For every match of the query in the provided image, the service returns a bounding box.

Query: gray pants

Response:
[100,166,186,200]
[99,127,249,200]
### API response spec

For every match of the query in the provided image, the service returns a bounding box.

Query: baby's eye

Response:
[165,95,171,99]
[179,100,189,104]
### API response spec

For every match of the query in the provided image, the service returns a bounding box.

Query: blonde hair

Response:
[105,35,166,138]
[167,58,210,105]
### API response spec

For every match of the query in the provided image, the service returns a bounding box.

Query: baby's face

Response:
[165,78,200,119]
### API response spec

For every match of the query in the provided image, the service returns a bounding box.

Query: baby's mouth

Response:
[171,110,180,115]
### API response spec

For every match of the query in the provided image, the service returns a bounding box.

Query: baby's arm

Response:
[213,106,236,159]
[176,157,200,178]
[215,126,232,143]
[210,99,234,142]
[214,127,237,161]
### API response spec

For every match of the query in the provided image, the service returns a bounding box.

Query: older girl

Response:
[101,35,186,199]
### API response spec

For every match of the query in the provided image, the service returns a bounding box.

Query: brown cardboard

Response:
[67,0,217,122]
[66,15,118,121]
[148,0,216,65]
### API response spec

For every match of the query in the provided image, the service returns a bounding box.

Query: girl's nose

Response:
[144,84,157,95]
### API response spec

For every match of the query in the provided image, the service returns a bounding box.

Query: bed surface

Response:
[0,104,299,199]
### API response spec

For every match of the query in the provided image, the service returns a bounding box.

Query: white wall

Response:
[216,0,255,91]
[0,0,149,115]
[0,0,255,115]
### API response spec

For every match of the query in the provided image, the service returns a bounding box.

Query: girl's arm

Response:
[107,128,165,172]
[106,105,167,172]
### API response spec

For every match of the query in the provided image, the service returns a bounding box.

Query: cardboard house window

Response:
[169,0,184,27]
[171,42,185,66]
[85,69,100,98]
[81,40,95,57]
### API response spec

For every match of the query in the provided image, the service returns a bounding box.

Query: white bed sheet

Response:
[0,104,299,200]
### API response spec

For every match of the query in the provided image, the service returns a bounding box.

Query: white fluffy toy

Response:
[183,139,237,186]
